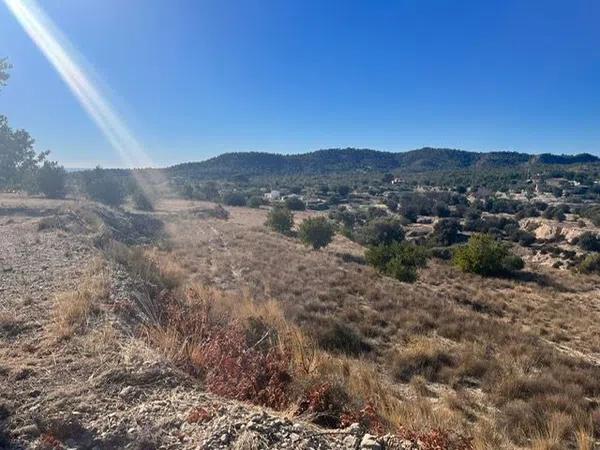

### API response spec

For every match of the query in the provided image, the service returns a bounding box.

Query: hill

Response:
[168,147,598,178]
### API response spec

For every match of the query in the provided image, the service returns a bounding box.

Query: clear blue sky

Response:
[1,0,599,168]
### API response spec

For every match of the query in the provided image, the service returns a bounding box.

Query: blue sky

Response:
[1,0,600,168]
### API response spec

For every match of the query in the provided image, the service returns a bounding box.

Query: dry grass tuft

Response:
[52,260,109,339]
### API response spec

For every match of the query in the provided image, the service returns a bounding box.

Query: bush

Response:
[453,234,524,276]
[82,167,126,207]
[509,229,536,247]
[365,241,427,283]
[247,195,264,208]
[316,321,370,356]
[284,196,306,211]
[358,217,405,246]
[580,254,600,274]
[221,191,247,207]
[132,188,154,211]
[266,205,294,234]
[298,216,335,250]
[37,161,66,198]
[431,218,461,246]
[577,232,600,252]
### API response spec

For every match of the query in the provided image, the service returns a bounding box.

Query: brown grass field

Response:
[145,198,600,449]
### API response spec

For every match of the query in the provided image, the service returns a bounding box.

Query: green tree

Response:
[0,115,48,190]
[36,160,66,198]
[453,234,524,276]
[266,205,294,234]
[82,167,126,207]
[247,195,264,208]
[284,196,305,211]
[298,216,335,250]
[221,191,247,206]
[358,217,405,246]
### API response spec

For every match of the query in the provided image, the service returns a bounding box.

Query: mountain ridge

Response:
[168,147,599,178]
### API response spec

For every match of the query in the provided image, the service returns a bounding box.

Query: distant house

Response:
[263,190,281,201]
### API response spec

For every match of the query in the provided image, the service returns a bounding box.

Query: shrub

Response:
[266,205,294,234]
[358,217,405,246]
[132,188,154,211]
[365,241,427,283]
[337,185,351,196]
[284,196,306,211]
[247,195,264,208]
[577,232,600,252]
[509,229,536,247]
[453,234,524,276]
[37,161,66,198]
[298,216,335,250]
[431,218,461,246]
[579,254,600,274]
[221,191,247,206]
[433,202,450,217]
[82,167,126,207]
[315,321,370,356]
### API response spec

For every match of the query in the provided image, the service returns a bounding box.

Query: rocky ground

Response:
[0,197,408,450]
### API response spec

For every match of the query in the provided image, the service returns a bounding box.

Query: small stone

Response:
[343,435,358,448]
[360,434,382,450]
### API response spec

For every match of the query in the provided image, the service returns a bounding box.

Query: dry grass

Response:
[52,259,109,339]
[105,203,600,448]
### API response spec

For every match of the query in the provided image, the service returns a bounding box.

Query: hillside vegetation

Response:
[168,148,599,179]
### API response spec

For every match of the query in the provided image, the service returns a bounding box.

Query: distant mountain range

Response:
[168,147,599,178]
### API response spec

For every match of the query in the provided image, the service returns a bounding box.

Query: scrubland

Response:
[2,194,600,449]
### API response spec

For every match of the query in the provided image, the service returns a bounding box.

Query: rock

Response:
[360,433,382,450]
[343,434,358,448]
[13,423,40,437]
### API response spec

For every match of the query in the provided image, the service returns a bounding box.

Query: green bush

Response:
[266,205,294,234]
[358,217,405,246]
[37,161,66,198]
[221,191,247,206]
[82,167,126,207]
[132,188,154,211]
[247,195,264,208]
[298,216,335,250]
[431,218,461,246]
[365,241,427,283]
[453,234,524,276]
[284,196,306,211]
[579,253,600,274]
[577,232,600,252]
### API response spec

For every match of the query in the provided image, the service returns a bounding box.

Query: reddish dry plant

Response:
[187,407,214,424]
[39,433,63,450]
[190,324,292,409]
[397,427,474,450]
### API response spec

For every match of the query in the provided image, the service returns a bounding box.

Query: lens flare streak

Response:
[3,0,153,170]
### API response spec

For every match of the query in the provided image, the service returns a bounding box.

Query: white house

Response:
[263,190,281,201]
